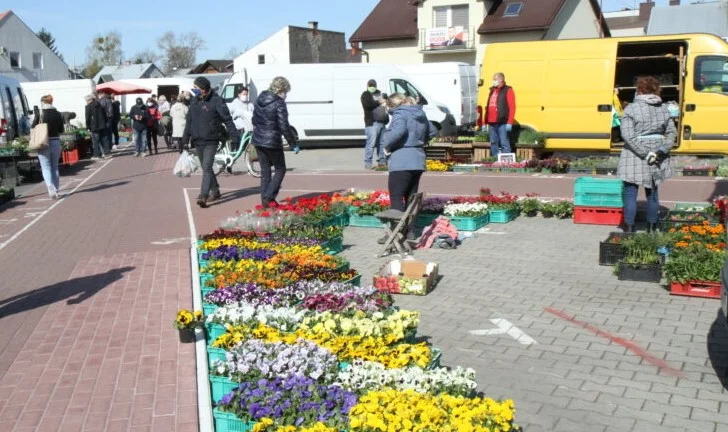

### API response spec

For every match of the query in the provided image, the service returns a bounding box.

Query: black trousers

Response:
[111,121,119,146]
[388,170,424,211]
[146,126,158,154]
[196,141,219,198]
[257,147,286,205]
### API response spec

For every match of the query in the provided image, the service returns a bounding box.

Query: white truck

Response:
[0,74,31,144]
[395,62,478,132]
[21,79,96,128]
[221,63,457,143]
[114,77,197,114]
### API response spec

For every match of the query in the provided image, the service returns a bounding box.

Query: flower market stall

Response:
[176,192,523,432]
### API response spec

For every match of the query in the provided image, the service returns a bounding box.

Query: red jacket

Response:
[146,106,161,127]
[485,85,516,125]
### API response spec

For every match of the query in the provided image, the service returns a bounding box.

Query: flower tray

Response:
[202,302,218,317]
[658,210,718,231]
[348,213,385,228]
[489,209,517,224]
[598,232,634,266]
[415,213,441,228]
[674,202,712,211]
[669,281,721,299]
[201,287,215,299]
[447,213,490,231]
[574,206,624,225]
[427,348,442,370]
[212,409,255,432]
[313,212,350,228]
[210,375,238,404]
[205,323,226,342]
[373,260,438,295]
[320,236,344,255]
[594,167,617,175]
[617,261,662,283]
[344,274,362,287]
[452,164,481,173]
[207,346,227,364]
[61,148,79,165]
[200,273,214,287]
[681,168,715,177]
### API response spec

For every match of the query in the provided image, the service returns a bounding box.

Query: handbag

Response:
[29,110,49,151]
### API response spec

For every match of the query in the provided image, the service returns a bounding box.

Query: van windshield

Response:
[694,56,728,94]
[222,84,245,103]
[389,79,428,105]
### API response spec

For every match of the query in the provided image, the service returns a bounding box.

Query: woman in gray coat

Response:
[618,76,676,233]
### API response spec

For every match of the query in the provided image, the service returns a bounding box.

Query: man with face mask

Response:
[230,86,254,138]
[361,79,384,169]
[484,72,516,159]
[183,76,239,208]
[129,98,149,157]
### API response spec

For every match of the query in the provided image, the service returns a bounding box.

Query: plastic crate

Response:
[448,213,490,231]
[313,212,350,228]
[574,177,624,195]
[200,273,214,287]
[207,346,227,364]
[658,210,718,231]
[427,348,442,370]
[201,287,215,298]
[205,323,226,342]
[210,375,238,404]
[489,209,518,224]
[344,274,362,287]
[670,281,721,299]
[415,213,440,228]
[320,236,344,255]
[598,232,634,266]
[349,213,385,228]
[674,202,711,211]
[574,206,624,225]
[202,302,218,317]
[574,192,623,208]
[212,409,255,432]
[451,164,481,172]
[617,262,662,283]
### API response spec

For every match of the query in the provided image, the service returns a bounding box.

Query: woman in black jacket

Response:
[32,95,65,199]
[251,76,297,207]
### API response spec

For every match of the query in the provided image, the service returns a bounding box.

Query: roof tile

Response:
[349,0,418,43]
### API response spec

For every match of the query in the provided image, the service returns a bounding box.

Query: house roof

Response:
[478,0,609,37]
[93,63,159,82]
[349,0,418,43]
[647,2,728,37]
[190,60,233,74]
[0,10,9,22]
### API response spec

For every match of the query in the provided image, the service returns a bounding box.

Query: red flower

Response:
[260,211,271,217]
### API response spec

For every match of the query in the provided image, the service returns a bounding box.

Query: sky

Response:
[3,0,701,70]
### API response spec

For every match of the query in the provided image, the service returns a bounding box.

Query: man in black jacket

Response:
[361,79,381,169]
[84,94,110,159]
[111,95,121,150]
[183,76,239,208]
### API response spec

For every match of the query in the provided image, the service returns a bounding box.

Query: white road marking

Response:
[470,318,538,345]
[24,212,46,218]
[0,159,113,252]
[0,219,18,224]
[151,237,189,245]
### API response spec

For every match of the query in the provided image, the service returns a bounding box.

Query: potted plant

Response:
[0,186,15,205]
[553,201,574,219]
[616,234,664,282]
[540,201,558,218]
[664,244,726,298]
[520,198,541,217]
[515,129,546,147]
[173,309,204,343]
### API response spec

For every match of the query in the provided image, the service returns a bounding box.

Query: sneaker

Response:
[112,145,118,151]
[142,153,148,157]
[90,156,100,161]
[196,197,208,208]
[208,190,222,202]
[134,152,140,157]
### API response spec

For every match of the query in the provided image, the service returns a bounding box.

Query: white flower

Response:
[443,202,489,217]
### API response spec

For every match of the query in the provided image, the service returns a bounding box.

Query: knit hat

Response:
[367,79,376,87]
[193,76,211,91]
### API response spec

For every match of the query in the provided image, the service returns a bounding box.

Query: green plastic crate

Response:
[200,273,214,287]
[210,375,238,404]
[674,202,711,211]
[314,212,350,228]
[205,323,226,342]
[448,213,489,231]
[489,209,518,223]
[207,346,227,364]
[202,302,218,317]
[415,213,440,228]
[574,177,624,195]
[349,213,386,228]
[212,409,255,432]
[427,348,443,370]
[320,236,344,255]
[199,259,209,269]
[344,274,362,287]
[573,192,623,208]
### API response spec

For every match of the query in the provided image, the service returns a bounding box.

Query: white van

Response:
[22,79,96,128]
[115,77,197,113]
[0,74,30,145]
[396,62,477,131]
[221,63,457,142]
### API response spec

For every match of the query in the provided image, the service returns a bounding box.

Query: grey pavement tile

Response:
[662,414,718,432]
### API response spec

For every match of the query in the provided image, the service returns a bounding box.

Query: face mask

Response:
[191,88,202,98]
[368,86,376,93]
[239,95,249,102]
[147,103,153,107]
[492,80,500,87]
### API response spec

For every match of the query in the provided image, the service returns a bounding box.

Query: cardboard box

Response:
[373,260,438,295]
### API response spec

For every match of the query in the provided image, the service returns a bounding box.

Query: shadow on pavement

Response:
[707,308,728,391]
[0,199,28,212]
[0,266,134,319]
[72,180,130,194]
[207,187,259,206]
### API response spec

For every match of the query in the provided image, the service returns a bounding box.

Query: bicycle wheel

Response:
[244,145,261,178]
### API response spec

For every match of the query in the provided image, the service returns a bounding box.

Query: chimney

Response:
[308,21,318,30]
[638,1,654,21]
[669,0,680,5]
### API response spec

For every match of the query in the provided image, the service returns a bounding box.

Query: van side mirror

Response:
[478,79,484,87]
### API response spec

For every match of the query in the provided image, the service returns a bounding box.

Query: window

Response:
[221,84,246,103]
[388,79,428,105]
[32,53,43,69]
[694,55,728,94]
[9,52,20,68]
[503,2,523,17]
[258,54,265,65]
[433,4,469,28]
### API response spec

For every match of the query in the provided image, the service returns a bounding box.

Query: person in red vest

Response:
[145,98,162,155]
[484,72,516,158]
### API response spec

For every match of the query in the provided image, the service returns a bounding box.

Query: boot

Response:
[647,223,658,233]
[196,196,208,208]
[208,189,222,202]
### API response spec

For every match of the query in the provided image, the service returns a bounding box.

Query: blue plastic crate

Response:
[200,273,214,287]
[448,213,489,231]
[489,209,518,223]
[320,236,344,255]
[205,323,226,342]
[314,212,350,228]
[207,346,227,364]
[415,213,440,228]
[202,302,218,317]
[574,192,623,208]
[344,274,362,287]
[349,213,386,228]
[210,375,238,404]
[574,177,624,195]
[212,409,255,432]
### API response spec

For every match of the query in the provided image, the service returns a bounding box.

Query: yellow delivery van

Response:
[477,33,728,155]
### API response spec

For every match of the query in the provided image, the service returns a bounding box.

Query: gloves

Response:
[646,151,657,165]
[505,124,513,133]
[383,148,392,157]
[655,150,668,162]
[293,144,300,154]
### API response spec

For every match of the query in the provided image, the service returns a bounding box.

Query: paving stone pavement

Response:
[340,218,728,432]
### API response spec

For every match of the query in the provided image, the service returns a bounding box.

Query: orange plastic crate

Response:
[574,206,624,225]
[670,281,721,299]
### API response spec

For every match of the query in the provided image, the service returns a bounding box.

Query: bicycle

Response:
[212,131,261,178]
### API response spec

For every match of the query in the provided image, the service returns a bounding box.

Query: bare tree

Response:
[132,49,159,65]
[157,31,206,73]
[85,31,123,67]
[225,46,244,59]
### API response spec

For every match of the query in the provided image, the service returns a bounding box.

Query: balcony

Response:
[419,26,476,53]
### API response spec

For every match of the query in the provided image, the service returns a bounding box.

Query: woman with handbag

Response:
[31,95,64,199]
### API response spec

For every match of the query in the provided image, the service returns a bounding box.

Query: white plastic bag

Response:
[173,150,201,177]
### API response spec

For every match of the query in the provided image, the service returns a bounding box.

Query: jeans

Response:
[388,170,424,211]
[623,181,659,225]
[37,138,61,196]
[488,123,511,158]
[257,146,287,205]
[196,141,219,198]
[364,123,384,167]
[134,129,147,154]
[91,131,108,157]
[146,126,158,154]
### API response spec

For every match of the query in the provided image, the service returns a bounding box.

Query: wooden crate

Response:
[451,143,473,163]
[424,147,449,160]
[473,141,490,161]
[515,147,541,161]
